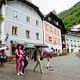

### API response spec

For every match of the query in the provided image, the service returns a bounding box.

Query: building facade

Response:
[43,12,65,53]
[65,33,80,53]
[0,0,43,56]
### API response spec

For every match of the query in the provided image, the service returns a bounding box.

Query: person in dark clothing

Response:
[0,50,7,67]
[33,47,44,74]
[22,55,28,73]
[21,46,28,73]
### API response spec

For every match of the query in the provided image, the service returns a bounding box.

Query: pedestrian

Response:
[46,55,52,69]
[33,47,44,74]
[22,46,28,73]
[16,44,24,76]
[22,55,28,73]
[0,49,7,67]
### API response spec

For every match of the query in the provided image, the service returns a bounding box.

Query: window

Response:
[71,40,72,41]
[67,44,69,47]
[71,44,73,47]
[58,31,59,36]
[54,20,57,25]
[78,45,80,47]
[49,36,52,42]
[26,16,30,23]
[48,17,51,21]
[26,30,30,38]
[36,33,39,40]
[74,40,76,42]
[12,26,17,35]
[54,29,56,34]
[66,39,68,41]
[13,10,18,18]
[74,45,77,47]
[36,20,39,25]
[56,21,59,26]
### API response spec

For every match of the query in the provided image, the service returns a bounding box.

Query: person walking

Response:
[33,47,44,74]
[46,55,52,69]
[16,44,24,76]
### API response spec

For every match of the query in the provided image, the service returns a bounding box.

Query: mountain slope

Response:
[58,1,80,31]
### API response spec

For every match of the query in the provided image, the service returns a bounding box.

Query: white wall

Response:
[1,1,43,56]
[65,34,80,53]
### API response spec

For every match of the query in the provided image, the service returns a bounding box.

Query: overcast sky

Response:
[32,0,80,14]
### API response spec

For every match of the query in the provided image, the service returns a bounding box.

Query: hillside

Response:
[58,1,80,31]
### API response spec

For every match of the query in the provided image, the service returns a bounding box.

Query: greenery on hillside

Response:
[59,10,68,17]
[59,1,80,31]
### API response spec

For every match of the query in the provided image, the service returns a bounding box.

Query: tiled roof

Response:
[44,12,66,34]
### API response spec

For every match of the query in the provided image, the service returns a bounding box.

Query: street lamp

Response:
[5,33,9,41]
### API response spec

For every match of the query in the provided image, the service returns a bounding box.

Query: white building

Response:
[0,0,43,56]
[65,32,80,53]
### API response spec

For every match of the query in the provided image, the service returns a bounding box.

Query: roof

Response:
[71,24,80,32]
[66,31,80,37]
[0,0,43,20]
[44,11,66,34]
[73,24,80,29]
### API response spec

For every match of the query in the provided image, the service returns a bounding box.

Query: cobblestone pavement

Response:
[0,54,80,80]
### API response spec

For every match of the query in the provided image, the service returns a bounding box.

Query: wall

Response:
[43,21,62,53]
[1,1,43,56]
[65,34,80,53]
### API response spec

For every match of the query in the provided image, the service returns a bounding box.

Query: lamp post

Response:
[5,33,9,41]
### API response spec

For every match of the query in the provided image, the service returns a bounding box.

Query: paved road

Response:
[0,54,80,80]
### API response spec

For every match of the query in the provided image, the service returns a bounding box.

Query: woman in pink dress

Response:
[16,44,24,76]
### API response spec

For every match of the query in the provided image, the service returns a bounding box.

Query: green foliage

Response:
[58,1,80,31]
[0,11,4,24]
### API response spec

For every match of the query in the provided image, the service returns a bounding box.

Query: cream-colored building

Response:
[0,0,43,56]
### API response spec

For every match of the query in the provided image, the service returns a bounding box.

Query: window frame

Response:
[26,16,30,23]
[13,10,18,18]
[48,36,52,42]
[36,20,39,25]
[26,30,30,38]
[36,32,39,40]
[12,26,18,35]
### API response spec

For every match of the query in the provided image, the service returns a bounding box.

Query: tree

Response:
[0,10,4,24]
[58,1,80,31]
[0,10,4,36]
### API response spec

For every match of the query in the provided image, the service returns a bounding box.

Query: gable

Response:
[44,12,66,34]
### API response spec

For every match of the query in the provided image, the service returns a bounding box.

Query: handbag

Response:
[40,56,43,60]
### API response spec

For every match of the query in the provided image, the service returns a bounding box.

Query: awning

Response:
[35,44,48,48]
[24,43,48,48]
[24,43,35,48]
